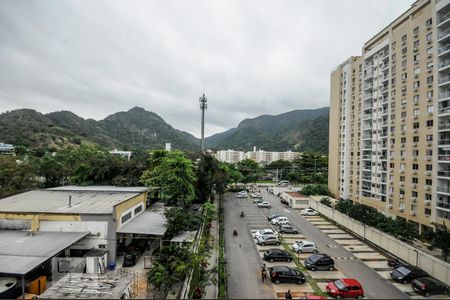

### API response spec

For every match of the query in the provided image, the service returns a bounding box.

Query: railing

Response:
[438,10,450,25]
[438,155,450,160]
[440,59,450,70]
[439,75,450,84]
[439,107,450,114]
[437,185,450,193]
[439,139,450,145]
[438,170,450,177]
[363,113,373,119]
[364,83,374,90]
[381,86,389,92]
[364,72,374,80]
[439,27,450,39]
[439,123,450,130]
[439,44,450,54]
[439,90,450,99]
[437,201,450,209]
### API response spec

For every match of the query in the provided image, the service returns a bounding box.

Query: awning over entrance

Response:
[0,230,89,275]
[117,211,167,237]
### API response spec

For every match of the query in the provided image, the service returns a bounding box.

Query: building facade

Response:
[215,148,300,164]
[330,0,450,232]
[0,143,14,155]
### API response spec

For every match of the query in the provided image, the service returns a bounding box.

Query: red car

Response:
[326,278,364,299]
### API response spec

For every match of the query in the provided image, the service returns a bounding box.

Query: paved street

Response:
[224,187,410,299]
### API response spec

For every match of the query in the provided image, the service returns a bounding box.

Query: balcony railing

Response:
[438,185,450,193]
[437,201,450,209]
[439,44,450,55]
[438,10,450,25]
[439,27,450,39]
[438,155,450,160]
[438,170,450,177]
[364,72,374,80]
[440,59,450,70]
[439,90,450,99]
[439,123,450,130]
[439,107,450,115]
[439,139,450,145]
[439,75,450,84]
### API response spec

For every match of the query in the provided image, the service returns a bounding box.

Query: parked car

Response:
[268,213,281,221]
[255,234,280,246]
[411,277,449,297]
[251,192,263,198]
[257,201,271,208]
[301,208,319,216]
[279,225,299,234]
[263,248,293,262]
[280,198,289,205]
[390,265,428,284]
[254,198,263,204]
[122,252,138,267]
[269,266,305,285]
[292,240,318,254]
[236,192,248,198]
[326,278,364,299]
[304,254,335,271]
[271,216,289,226]
[254,229,278,239]
[277,180,290,186]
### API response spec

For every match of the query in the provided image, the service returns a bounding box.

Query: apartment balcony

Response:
[439,90,450,100]
[361,155,372,160]
[362,145,372,150]
[437,1,450,19]
[437,201,450,210]
[439,139,450,146]
[438,123,450,131]
[438,107,450,115]
[437,185,450,194]
[438,170,450,177]
[439,75,450,86]
[363,94,373,101]
[362,125,372,130]
[364,83,374,91]
[364,72,374,80]
[439,27,450,42]
[381,86,389,93]
[438,44,450,57]
[362,113,373,120]
[362,135,372,140]
[438,154,450,161]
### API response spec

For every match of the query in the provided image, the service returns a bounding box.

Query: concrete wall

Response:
[309,197,450,285]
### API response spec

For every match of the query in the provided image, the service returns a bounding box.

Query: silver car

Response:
[292,240,318,253]
[255,234,280,246]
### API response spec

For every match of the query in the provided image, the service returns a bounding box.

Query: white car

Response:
[236,192,248,198]
[271,216,289,226]
[257,201,271,208]
[251,193,263,198]
[292,240,318,253]
[254,229,279,239]
[301,208,319,216]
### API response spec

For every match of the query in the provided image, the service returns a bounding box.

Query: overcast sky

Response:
[0,0,413,137]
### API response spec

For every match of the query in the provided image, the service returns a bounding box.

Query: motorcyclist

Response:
[240,211,244,217]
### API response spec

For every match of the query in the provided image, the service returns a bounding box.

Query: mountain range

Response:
[0,106,329,153]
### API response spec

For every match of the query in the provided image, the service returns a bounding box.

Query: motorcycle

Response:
[388,258,404,268]
[240,211,244,218]
[233,229,238,236]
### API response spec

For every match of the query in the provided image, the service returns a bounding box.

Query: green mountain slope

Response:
[205,107,329,153]
[0,107,200,151]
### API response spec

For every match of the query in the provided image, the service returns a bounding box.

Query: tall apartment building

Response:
[215,148,300,164]
[330,0,450,233]
[215,149,246,163]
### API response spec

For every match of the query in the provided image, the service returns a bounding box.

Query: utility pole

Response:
[199,93,207,152]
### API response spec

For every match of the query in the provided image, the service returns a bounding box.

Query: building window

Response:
[401,137,406,143]
[426,134,433,141]
[426,18,432,27]
[426,33,432,41]
[413,109,419,116]
[413,95,419,104]
[427,61,433,69]
[427,76,433,85]
[427,47,433,56]
[414,53,420,62]
[401,111,407,118]
[413,136,419,142]
[427,105,434,113]
[426,164,432,171]
[402,98,407,105]
[413,27,419,36]
[413,122,419,129]
[412,191,418,197]
[426,179,432,185]
[426,149,433,156]
[413,81,420,89]
[412,177,418,184]
[121,212,132,225]
[402,73,408,80]
[134,205,143,215]
[401,124,407,131]
[402,60,407,68]
[426,120,433,127]
[392,41,396,50]
[413,40,419,48]
[412,164,419,170]
[412,149,419,156]
[402,34,407,42]
[414,67,420,75]
[400,175,405,181]
[425,208,431,216]
[427,90,433,99]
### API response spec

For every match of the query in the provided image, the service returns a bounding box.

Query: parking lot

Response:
[224,187,437,299]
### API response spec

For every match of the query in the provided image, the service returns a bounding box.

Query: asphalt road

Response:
[224,188,409,299]
[223,193,277,299]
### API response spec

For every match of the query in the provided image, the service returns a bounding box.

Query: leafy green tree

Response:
[0,156,38,197]
[431,222,450,260]
[141,150,196,207]
[237,159,262,183]
[301,184,330,196]
[320,197,332,207]
[195,154,218,204]
[164,207,202,237]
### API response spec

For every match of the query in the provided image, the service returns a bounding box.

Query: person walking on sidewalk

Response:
[260,264,267,283]
[285,289,292,299]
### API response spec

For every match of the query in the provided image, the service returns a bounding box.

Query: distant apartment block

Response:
[0,143,14,155]
[329,0,450,233]
[215,147,300,164]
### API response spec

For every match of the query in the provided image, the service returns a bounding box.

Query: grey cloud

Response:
[0,0,413,137]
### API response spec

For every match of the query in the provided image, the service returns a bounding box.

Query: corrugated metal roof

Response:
[0,189,142,214]
[48,186,148,193]
[117,211,167,236]
[0,231,89,275]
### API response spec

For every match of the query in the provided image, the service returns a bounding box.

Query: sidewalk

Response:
[203,197,219,299]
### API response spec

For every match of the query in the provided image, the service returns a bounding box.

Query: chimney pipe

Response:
[69,195,72,207]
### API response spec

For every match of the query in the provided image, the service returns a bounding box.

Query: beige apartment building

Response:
[330,0,450,233]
